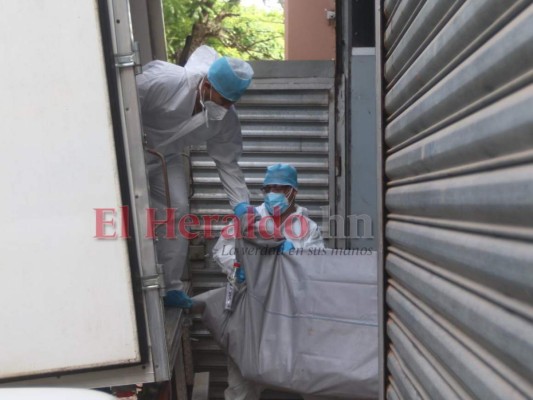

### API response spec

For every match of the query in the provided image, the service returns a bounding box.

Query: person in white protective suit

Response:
[212,164,332,400]
[136,45,254,307]
[212,163,324,276]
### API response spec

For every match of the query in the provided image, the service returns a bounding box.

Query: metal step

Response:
[192,339,221,353]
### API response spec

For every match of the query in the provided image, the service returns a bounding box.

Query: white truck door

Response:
[0,0,165,384]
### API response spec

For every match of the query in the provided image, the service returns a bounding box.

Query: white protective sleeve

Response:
[206,110,250,208]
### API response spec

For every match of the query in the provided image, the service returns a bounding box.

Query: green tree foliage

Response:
[163,0,284,63]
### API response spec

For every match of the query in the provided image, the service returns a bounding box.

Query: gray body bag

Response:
[194,241,378,399]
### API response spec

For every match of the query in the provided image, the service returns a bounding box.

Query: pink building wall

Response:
[284,0,336,60]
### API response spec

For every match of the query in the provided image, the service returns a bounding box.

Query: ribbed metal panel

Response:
[383,0,424,52]
[189,63,335,235]
[384,0,465,84]
[381,2,533,399]
[386,85,533,184]
[385,0,530,118]
[386,5,533,150]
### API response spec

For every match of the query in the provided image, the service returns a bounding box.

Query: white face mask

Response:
[199,78,228,126]
[204,100,228,121]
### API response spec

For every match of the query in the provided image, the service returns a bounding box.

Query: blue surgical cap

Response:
[208,57,254,102]
[263,164,298,189]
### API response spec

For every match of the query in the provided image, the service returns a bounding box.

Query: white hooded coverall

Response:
[136,46,249,291]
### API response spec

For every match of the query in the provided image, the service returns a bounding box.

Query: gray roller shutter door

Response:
[381,1,533,399]
[189,61,335,241]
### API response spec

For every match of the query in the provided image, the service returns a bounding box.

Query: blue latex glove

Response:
[233,202,252,218]
[280,240,295,254]
[235,267,246,284]
[164,290,193,309]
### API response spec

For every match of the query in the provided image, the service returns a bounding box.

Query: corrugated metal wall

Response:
[189,61,335,239]
[381,1,533,399]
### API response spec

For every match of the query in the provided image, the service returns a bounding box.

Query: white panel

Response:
[0,0,140,379]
